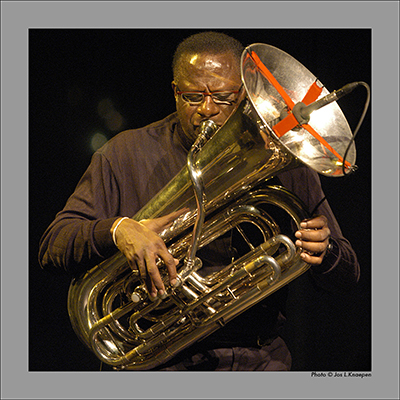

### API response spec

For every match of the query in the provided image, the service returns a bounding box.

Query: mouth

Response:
[194,121,219,134]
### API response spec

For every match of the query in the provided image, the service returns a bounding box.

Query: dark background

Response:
[29,28,371,371]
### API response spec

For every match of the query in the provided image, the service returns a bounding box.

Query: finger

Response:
[295,239,327,255]
[145,275,158,300]
[158,249,179,286]
[295,227,330,243]
[131,256,146,279]
[300,215,328,229]
[141,208,189,233]
[299,251,324,265]
[143,252,166,296]
[128,253,160,298]
[163,208,190,223]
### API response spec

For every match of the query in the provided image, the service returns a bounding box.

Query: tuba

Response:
[67,44,359,370]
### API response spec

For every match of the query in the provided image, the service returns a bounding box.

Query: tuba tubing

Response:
[67,42,361,370]
[67,98,311,370]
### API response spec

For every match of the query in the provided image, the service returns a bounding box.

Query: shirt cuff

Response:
[93,217,120,256]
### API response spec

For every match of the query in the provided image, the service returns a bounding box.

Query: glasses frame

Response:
[176,83,244,106]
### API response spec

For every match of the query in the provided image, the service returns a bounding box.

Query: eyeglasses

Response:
[176,84,243,105]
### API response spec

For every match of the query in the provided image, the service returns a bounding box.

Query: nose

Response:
[196,95,220,119]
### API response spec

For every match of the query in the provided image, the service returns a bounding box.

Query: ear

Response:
[172,81,181,104]
[171,81,178,100]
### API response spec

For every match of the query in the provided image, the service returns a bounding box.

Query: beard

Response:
[176,122,198,151]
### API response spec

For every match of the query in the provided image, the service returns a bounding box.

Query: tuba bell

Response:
[67,44,359,370]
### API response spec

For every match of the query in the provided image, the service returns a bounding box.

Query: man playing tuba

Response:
[39,31,360,371]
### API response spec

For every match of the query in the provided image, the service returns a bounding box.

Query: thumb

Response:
[140,208,189,234]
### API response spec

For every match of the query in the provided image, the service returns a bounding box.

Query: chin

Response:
[190,126,200,140]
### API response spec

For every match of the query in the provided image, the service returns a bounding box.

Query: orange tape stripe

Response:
[273,113,298,138]
[302,81,323,105]
[273,82,322,138]
[249,50,350,169]
[303,124,351,168]
[250,51,295,109]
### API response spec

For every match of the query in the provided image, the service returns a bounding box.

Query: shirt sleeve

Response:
[38,151,121,276]
[277,166,360,293]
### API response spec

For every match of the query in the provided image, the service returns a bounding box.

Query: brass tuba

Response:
[67,44,357,370]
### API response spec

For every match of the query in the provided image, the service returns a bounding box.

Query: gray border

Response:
[2,1,399,399]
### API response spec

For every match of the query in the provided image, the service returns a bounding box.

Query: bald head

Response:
[172,31,244,84]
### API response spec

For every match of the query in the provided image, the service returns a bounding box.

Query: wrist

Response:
[111,217,129,247]
[311,237,338,274]
[323,238,334,258]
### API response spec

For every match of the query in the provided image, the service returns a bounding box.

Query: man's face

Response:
[172,52,244,148]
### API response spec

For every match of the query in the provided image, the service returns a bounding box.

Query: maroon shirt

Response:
[39,112,359,288]
[38,111,360,352]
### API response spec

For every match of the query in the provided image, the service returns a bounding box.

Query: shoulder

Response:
[100,112,179,154]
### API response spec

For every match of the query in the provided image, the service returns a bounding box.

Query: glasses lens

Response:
[181,93,204,103]
[212,92,237,104]
[178,86,242,105]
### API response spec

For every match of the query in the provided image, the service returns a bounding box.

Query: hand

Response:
[294,215,331,265]
[111,210,186,298]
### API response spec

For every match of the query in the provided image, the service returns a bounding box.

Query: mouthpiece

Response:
[192,120,218,151]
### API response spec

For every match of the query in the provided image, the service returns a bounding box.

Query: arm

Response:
[111,211,186,298]
[39,148,185,296]
[277,166,360,292]
[38,151,122,275]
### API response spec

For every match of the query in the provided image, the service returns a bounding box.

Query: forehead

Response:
[177,52,241,88]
